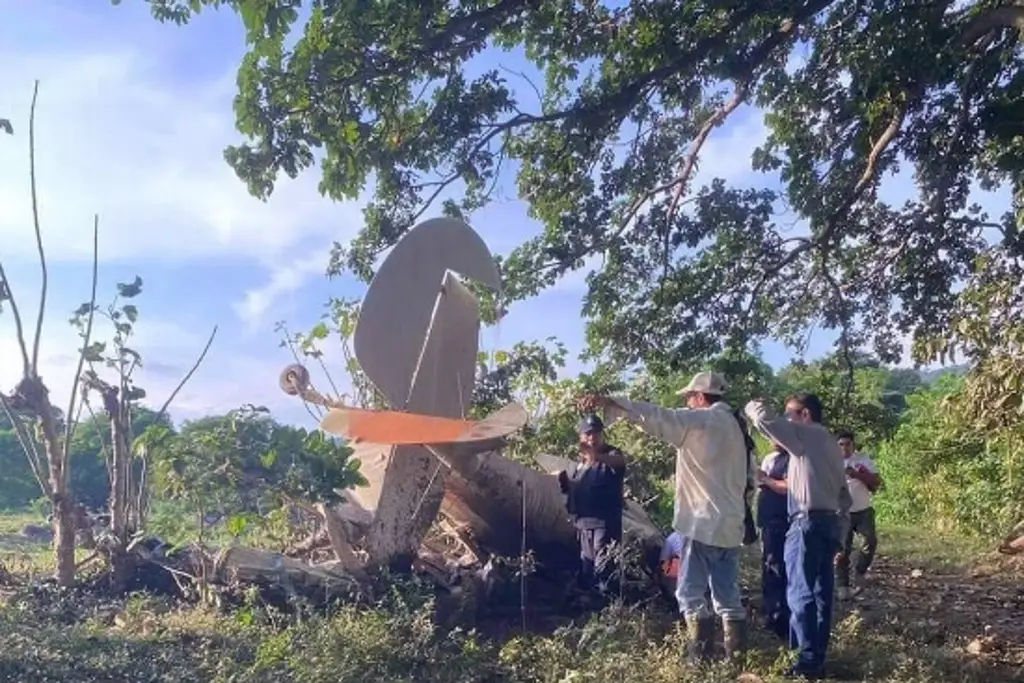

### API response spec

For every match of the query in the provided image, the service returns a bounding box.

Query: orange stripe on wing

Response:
[321,408,475,445]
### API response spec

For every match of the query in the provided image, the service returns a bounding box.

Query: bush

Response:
[874,375,1024,537]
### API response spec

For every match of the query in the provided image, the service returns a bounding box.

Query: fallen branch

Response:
[998,519,1024,555]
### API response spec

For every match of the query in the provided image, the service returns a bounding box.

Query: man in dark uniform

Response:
[756,442,791,640]
[559,414,627,593]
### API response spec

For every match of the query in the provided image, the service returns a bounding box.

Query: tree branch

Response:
[154,325,218,424]
[0,393,49,496]
[851,96,911,198]
[28,80,47,376]
[666,81,751,227]
[63,215,100,460]
[84,398,112,466]
[0,261,31,378]
[960,6,1024,46]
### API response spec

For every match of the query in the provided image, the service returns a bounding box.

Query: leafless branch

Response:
[0,262,32,378]
[83,398,112,465]
[154,325,218,423]
[63,215,100,460]
[28,80,47,375]
[498,63,543,106]
[315,354,343,402]
[0,393,49,495]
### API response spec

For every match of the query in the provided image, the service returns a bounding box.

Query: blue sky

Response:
[1,2,1006,428]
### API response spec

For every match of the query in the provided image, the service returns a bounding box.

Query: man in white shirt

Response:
[835,430,882,599]
[580,371,752,663]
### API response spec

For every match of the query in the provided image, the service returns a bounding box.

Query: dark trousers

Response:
[578,525,620,592]
[835,507,877,587]
[786,512,840,673]
[761,519,790,640]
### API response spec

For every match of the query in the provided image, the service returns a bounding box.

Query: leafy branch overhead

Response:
[139,0,1024,369]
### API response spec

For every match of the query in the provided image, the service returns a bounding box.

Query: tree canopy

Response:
[136,0,1023,371]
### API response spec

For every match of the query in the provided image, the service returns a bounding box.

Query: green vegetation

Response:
[1,522,1021,682]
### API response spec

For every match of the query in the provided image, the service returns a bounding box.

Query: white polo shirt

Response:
[844,453,879,513]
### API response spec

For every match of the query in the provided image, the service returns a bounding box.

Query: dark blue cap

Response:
[579,413,604,434]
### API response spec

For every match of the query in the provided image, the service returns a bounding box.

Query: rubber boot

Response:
[723,618,749,659]
[685,615,715,665]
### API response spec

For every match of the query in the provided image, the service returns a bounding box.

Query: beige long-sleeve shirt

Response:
[743,401,852,518]
[605,398,752,548]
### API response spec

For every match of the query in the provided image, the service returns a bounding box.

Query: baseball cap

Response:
[676,371,728,397]
[579,414,605,434]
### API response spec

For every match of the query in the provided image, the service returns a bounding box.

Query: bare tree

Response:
[75,296,217,587]
[0,81,99,586]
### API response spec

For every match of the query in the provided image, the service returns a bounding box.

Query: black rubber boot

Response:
[685,615,715,664]
[723,618,749,659]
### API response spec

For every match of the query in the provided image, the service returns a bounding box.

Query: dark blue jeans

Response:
[761,519,790,640]
[785,512,841,672]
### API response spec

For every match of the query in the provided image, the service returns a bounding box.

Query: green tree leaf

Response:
[117,276,143,299]
[225,514,249,537]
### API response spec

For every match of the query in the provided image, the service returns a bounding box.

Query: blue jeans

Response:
[761,519,790,640]
[785,512,841,672]
[676,538,745,620]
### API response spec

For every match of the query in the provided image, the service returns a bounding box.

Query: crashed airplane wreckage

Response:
[126,218,665,614]
[274,217,667,595]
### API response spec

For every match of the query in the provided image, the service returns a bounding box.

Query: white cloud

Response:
[233,250,330,331]
[0,48,362,265]
[692,105,769,187]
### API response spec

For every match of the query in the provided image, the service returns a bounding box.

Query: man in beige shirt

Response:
[580,371,752,663]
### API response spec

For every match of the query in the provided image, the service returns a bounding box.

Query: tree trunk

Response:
[108,397,132,587]
[38,410,75,586]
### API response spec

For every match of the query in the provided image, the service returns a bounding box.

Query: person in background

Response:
[834,430,882,600]
[744,393,851,680]
[755,441,791,641]
[559,414,627,594]
[579,371,752,663]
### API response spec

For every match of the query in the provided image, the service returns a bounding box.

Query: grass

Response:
[878,524,991,572]
[0,514,1021,683]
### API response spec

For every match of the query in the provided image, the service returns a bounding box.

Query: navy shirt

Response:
[757,449,790,527]
[567,445,625,534]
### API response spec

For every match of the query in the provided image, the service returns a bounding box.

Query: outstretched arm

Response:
[598,397,707,447]
[743,400,809,457]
